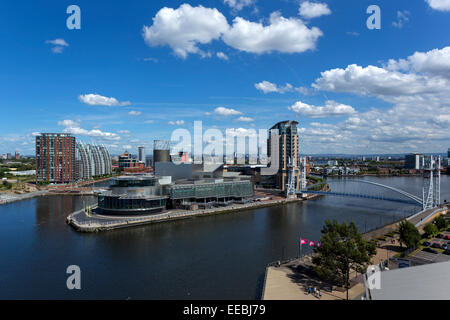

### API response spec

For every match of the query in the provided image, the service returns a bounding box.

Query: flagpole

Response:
[300,236,302,259]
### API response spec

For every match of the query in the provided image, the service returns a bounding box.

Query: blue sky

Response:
[1,0,449,155]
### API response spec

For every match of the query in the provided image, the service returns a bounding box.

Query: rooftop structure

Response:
[366,261,450,300]
[153,140,170,163]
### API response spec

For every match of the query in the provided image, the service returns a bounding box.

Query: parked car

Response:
[444,235,450,240]
[441,244,448,250]
[422,247,439,254]
[431,243,441,249]
[437,234,444,239]
[443,249,450,255]
[423,241,431,247]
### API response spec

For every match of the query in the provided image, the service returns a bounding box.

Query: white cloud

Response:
[143,57,159,63]
[346,31,360,37]
[123,145,132,150]
[425,0,450,11]
[128,110,142,116]
[142,4,229,59]
[386,46,450,79]
[299,1,331,19]
[45,38,69,54]
[392,10,410,28]
[435,114,450,124]
[78,94,131,106]
[51,46,64,54]
[223,12,322,54]
[223,0,256,11]
[235,116,254,122]
[45,39,69,46]
[289,100,356,118]
[168,120,185,125]
[58,119,120,141]
[254,80,310,94]
[117,130,130,134]
[142,5,323,57]
[217,52,229,60]
[255,81,286,93]
[226,128,258,138]
[144,120,154,124]
[313,64,449,98]
[300,46,450,153]
[214,106,243,116]
[57,119,79,127]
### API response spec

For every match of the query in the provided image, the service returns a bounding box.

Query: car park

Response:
[422,247,439,254]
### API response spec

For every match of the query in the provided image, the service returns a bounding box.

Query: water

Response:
[0,176,448,299]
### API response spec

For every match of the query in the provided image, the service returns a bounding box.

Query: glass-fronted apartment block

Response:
[76,143,112,181]
[267,121,300,191]
[35,133,76,183]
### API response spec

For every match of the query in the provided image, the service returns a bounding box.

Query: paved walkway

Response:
[263,237,403,300]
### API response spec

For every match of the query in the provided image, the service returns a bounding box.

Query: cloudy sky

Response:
[1,0,449,155]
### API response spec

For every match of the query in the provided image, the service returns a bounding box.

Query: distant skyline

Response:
[1,0,449,155]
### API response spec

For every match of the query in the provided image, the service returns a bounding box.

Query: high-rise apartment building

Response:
[35,133,76,183]
[138,146,146,163]
[76,143,112,180]
[268,121,300,191]
[405,153,423,170]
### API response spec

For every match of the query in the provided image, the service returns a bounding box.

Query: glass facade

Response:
[170,181,253,200]
[98,195,166,211]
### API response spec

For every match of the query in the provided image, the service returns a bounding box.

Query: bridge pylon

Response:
[422,155,441,210]
[286,156,297,198]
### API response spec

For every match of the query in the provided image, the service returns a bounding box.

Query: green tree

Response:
[433,215,448,231]
[423,223,438,237]
[398,221,421,250]
[2,180,12,189]
[312,220,377,300]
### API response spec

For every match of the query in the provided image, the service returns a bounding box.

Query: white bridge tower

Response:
[422,155,441,210]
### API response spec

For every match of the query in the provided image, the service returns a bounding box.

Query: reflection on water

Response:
[0,176,448,299]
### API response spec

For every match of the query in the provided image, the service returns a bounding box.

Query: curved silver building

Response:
[76,143,112,180]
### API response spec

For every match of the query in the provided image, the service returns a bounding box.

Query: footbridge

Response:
[298,179,423,206]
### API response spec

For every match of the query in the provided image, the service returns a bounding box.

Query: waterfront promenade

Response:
[262,205,448,300]
[0,190,48,204]
[67,196,313,232]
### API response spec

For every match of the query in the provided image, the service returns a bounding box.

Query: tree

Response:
[398,221,421,249]
[312,220,377,300]
[433,215,448,231]
[423,223,438,237]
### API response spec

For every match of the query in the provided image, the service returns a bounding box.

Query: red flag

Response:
[309,241,315,247]
[300,239,308,245]
[317,242,321,247]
